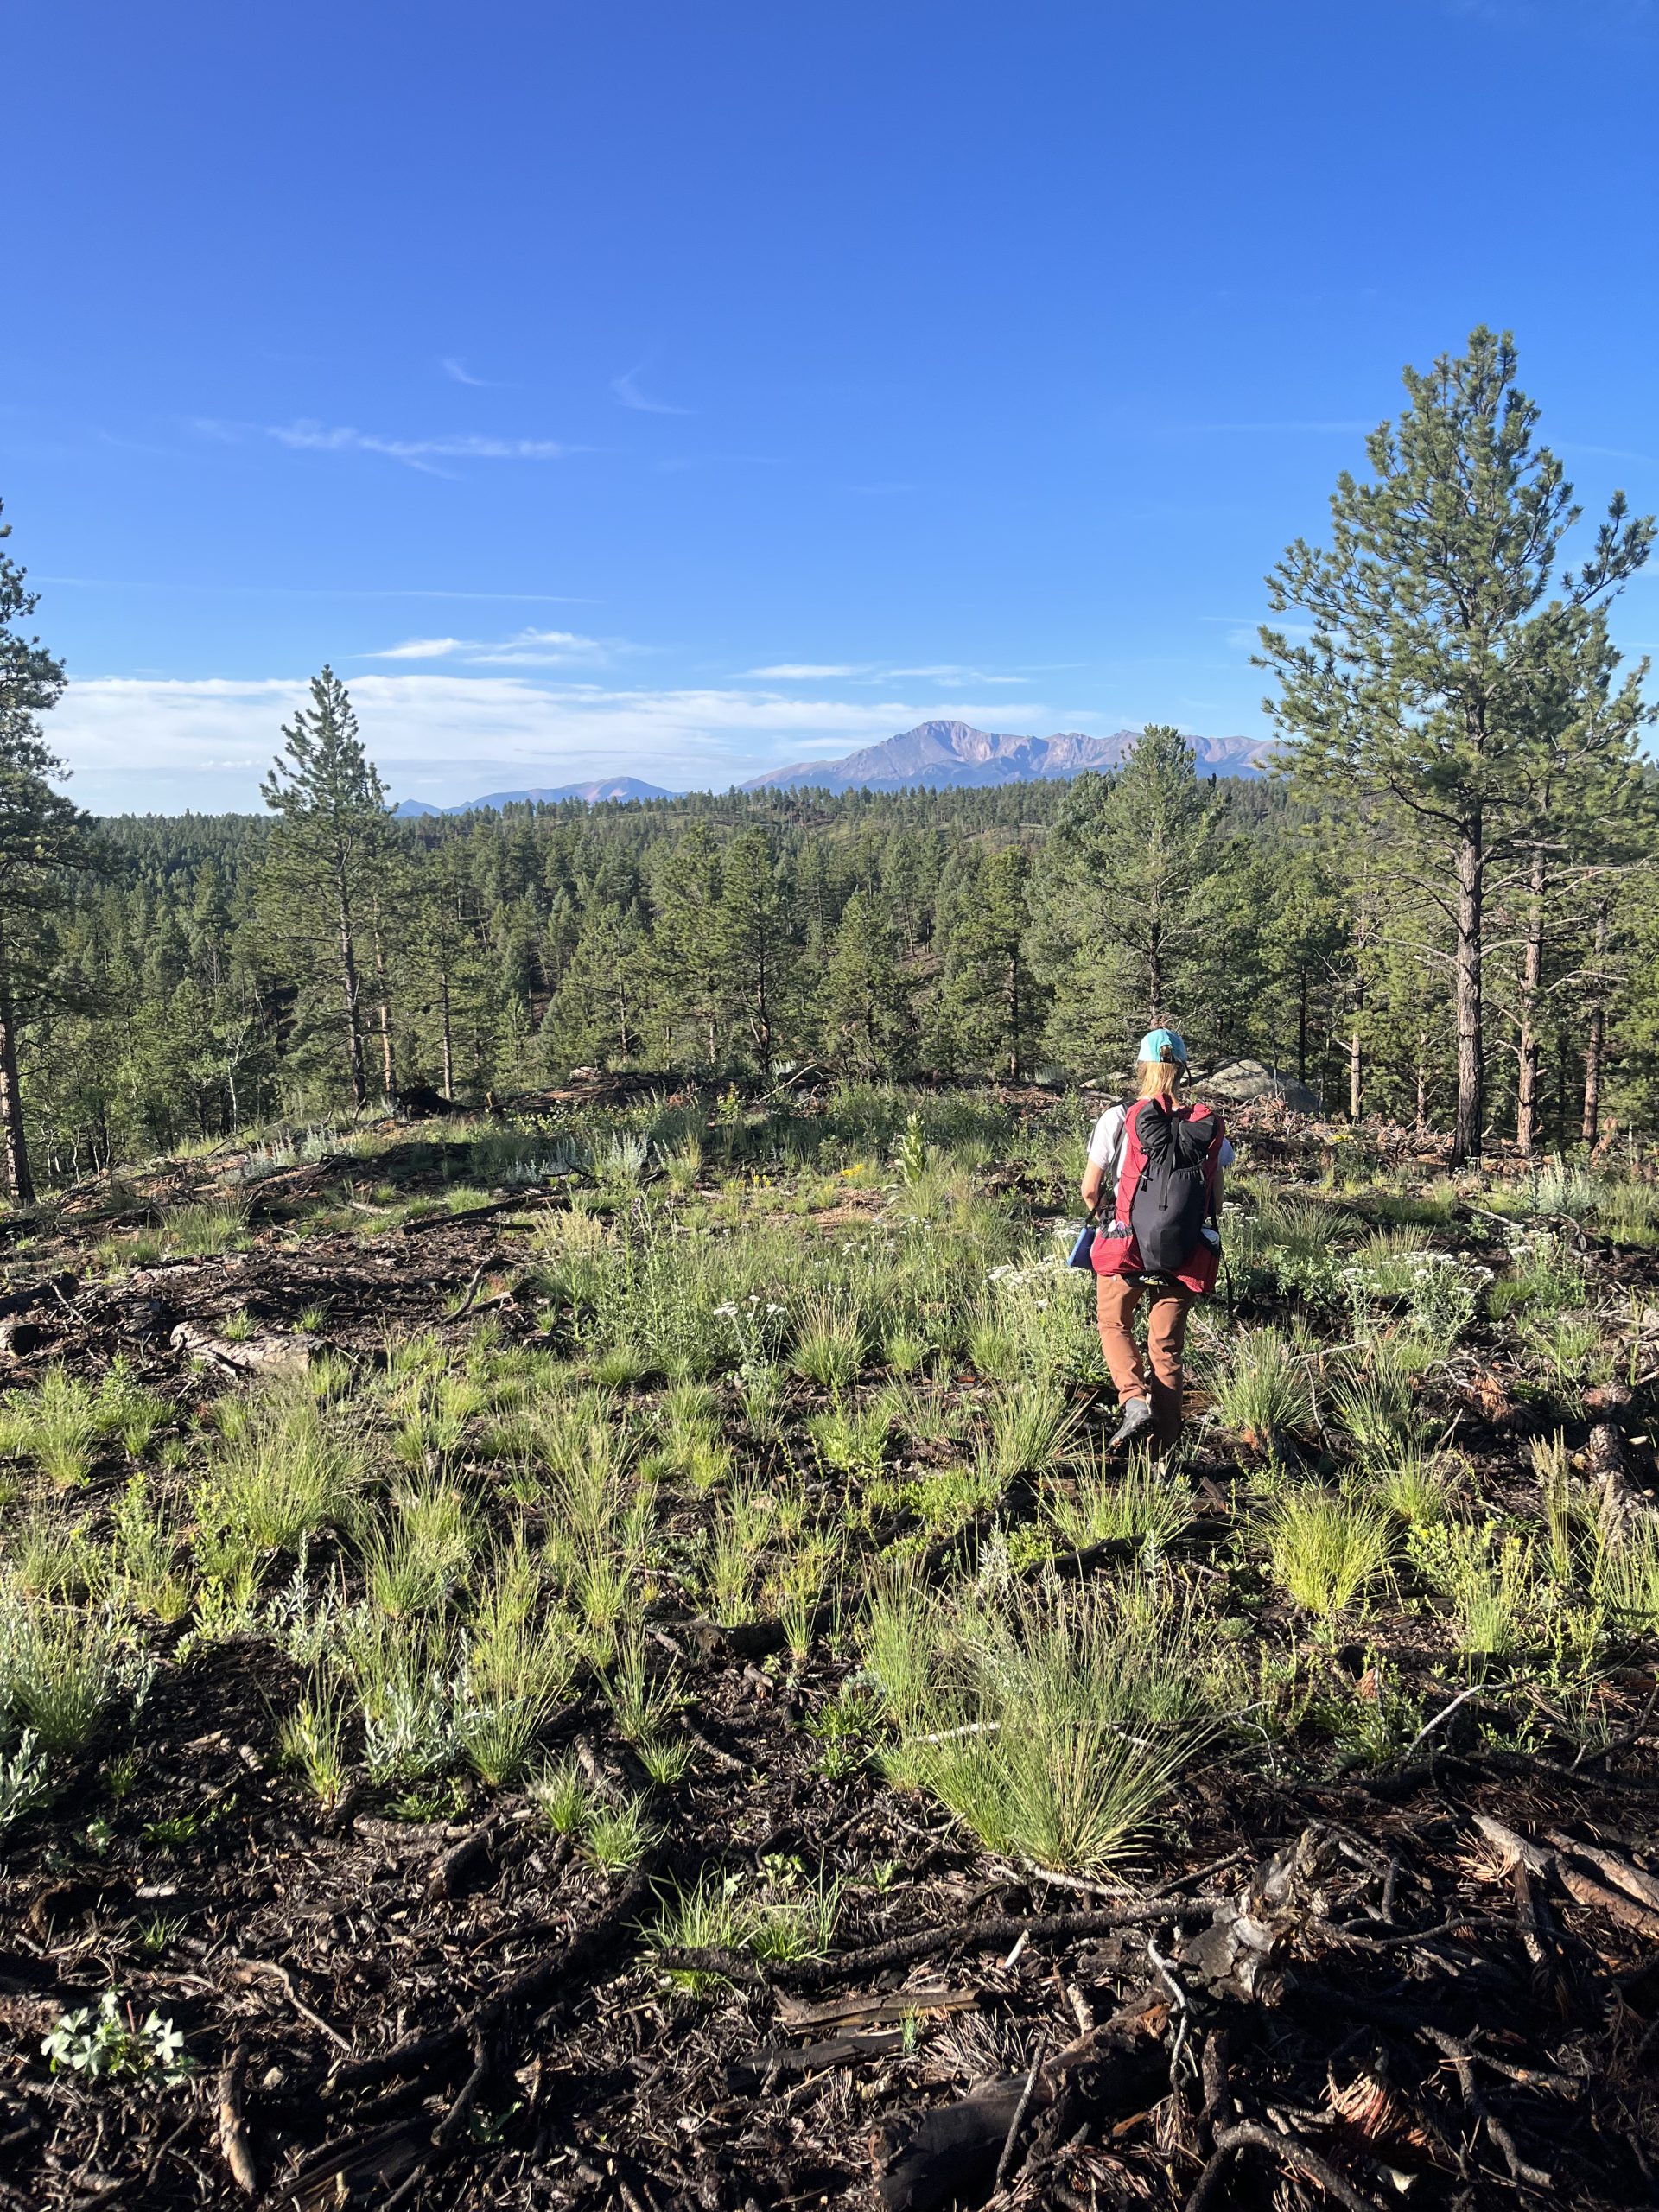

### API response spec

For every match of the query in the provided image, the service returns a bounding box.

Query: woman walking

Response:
[1080,1029,1232,1452]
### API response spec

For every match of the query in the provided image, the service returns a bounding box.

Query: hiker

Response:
[1079,1028,1233,1453]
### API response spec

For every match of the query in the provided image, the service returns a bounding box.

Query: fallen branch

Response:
[1212,2119,1389,2212]
[669,1897,1227,1991]
[992,2031,1048,2191]
[1420,2025,1554,2191]
[216,2041,258,2196]
[229,1957,352,2055]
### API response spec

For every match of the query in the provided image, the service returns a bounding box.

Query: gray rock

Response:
[1201,1058,1322,1113]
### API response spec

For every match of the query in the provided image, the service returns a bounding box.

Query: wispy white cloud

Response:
[365,627,615,668]
[740,662,869,680]
[887,664,1029,685]
[266,420,578,469]
[440,356,504,387]
[374,637,468,661]
[611,365,692,416]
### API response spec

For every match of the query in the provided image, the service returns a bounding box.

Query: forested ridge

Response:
[14,741,1659,1188]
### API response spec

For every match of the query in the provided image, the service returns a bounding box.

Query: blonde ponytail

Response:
[1136,1046,1182,1100]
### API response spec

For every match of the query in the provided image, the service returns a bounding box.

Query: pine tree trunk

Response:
[0,928,35,1206]
[1452,819,1484,1164]
[1582,897,1610,1145]
[1414,1039,1427,1132]
[1147,920,1164,1027]
[1296,969,1308,1086]
[1516,843,1546,1155]
[371,908,395,1100]
[1349,1022,1363,1122]
[439,969,454,1098]
[1007,951,1020,1080]
[337,881,366,1109]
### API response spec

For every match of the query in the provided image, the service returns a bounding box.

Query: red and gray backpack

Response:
[1091,1096,1226,1296]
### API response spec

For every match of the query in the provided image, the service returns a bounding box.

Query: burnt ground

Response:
[1,1112,1658,2212]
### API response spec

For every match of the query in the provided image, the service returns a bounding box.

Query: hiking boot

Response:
[1109,1396,1154,1450]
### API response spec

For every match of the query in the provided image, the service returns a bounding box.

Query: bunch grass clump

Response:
[1210,1328,1311,1449]
[866,1572,1221,1874]
[1261,1487,1393,1619]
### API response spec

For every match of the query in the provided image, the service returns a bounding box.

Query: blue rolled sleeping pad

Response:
[1067,1217,1097,1270]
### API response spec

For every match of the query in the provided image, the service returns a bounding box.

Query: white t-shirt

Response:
[1087,1102,1235,1193]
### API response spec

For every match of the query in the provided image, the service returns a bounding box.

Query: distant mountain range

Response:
[391,723,1274,817]
[393,776,672,817]
[741,721,1275,793]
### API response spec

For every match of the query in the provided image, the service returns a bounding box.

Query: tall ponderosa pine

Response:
[0,501,99,1205]
[1028,726,1230,1071]
[259,669,389,1109]
[1260,327,1654,1162]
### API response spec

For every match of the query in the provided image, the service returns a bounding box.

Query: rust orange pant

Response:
[1096,1274,1192,1449]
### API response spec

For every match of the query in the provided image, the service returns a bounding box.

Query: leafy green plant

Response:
[0,1592,124,1752]
[808,1400,889,1481]
[0,1727,49,1831]
[1409,1518,1536,1665]
[42,1990,192,2083]
[895,1112,928,1188]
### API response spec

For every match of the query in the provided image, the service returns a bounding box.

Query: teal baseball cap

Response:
[1137,1027,1187,1063]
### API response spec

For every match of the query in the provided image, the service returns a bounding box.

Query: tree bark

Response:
[371,901,396,1100]
[1296,969,1309,1086]
[336,875,367,1109]
[0,935,35,1206]
[1349,1021,1363,1122]
[1452,819,1484,1164]
[1516,842,1547,1154]
[1582,897,1610,1145]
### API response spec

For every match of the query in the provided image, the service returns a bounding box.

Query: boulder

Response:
[1201,1058,1322,1113]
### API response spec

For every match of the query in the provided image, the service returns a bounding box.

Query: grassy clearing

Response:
[2,1084,1656,2081]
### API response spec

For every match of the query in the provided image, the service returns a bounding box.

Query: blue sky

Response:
[8,0,1659,811]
